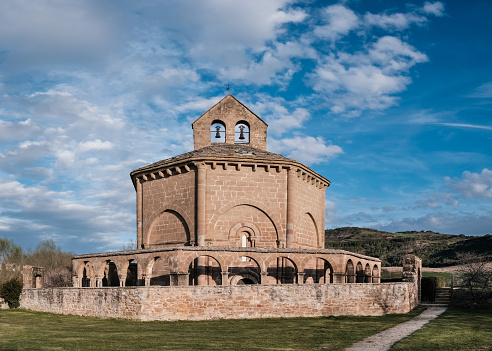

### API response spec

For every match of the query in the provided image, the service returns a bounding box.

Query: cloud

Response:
[0,0,117,68]
[314,5,359,41]
[446,168,492,199]
[364,12,427,31]
[269,136,343,165]
[251,96,311,136]
[78,140,114,152]
[422,2,446,17]
[468,82,492,98]
[310,36,427,115]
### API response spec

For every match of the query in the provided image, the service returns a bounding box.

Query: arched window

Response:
[211,121,225,142]
[235,121,250,143]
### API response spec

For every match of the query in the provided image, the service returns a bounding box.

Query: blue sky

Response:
[0,0,491,254]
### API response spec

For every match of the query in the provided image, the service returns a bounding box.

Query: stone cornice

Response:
[73,246,380,262]
[130,156,330,190]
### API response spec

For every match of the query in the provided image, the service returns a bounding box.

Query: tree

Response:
[0,238,23,285]
[456,252,492,305]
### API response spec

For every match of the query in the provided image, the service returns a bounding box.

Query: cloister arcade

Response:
[72,247,381,288]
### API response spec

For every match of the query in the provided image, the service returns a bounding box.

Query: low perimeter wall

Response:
[21,283,417,321]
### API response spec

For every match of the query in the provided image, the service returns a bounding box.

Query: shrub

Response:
[0,277,23,308]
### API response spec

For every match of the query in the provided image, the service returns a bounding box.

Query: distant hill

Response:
[324,227,492,267]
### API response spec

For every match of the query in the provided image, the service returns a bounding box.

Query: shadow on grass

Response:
[0,308,424,351]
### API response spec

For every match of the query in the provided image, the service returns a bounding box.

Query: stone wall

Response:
[21,282,417,321]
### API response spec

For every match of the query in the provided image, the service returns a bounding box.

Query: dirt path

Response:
[345,307,447,351]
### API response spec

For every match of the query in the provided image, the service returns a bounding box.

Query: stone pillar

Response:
[196,162,207,246]
[197,256,207,285]
[95,276,103,287]
[118,274,127,287]
[286,168,295,248]
[402,254,422,305]
[333,272,346,284]
[260,272,268,284]
[297,272,305,284]
[221,271,229,285]
[170,272,190,286]
[72,275,79,288]
[137,177,144,249]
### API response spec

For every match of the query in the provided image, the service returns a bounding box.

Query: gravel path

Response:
[345,307,447,351]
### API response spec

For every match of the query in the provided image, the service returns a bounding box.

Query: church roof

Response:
[191,94,268,127]
[131,144,295,175]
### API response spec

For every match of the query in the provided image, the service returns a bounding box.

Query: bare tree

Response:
[456,252,492,305]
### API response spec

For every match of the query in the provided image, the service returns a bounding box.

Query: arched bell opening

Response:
[211,120,226,143]
[235,121,250,143]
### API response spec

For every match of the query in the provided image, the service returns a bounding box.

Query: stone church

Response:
[70,95,380,287]
[21,95,421,321]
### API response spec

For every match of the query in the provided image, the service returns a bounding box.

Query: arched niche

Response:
[147,209,190,247]
[235,120,250,143]
[211,120,226,143]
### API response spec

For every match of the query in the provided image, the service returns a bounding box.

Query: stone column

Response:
[95,276,103,287]
[72,274,79,288]
[297,272,305,284]
[137,177,144,249]
[118,274,127,287]
[286,168,295,248]
[260,272,268,284]
[221,271,229,285]
[332,272,346,284]
[196,162,207,246]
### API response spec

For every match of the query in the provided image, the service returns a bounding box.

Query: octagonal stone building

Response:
[72,95,380,287]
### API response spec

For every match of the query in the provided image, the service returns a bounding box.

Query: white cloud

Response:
[269,136,343,165]
[314,5,359,41]
[79,140,113,152]
[447,169,492,199]
[422,2,446,17]
[364,12,427,30]
[469,82,492,98]
[311,36,427,115]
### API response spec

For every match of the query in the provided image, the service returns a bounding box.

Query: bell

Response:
[238,125,245,140]
[215,125,221,138]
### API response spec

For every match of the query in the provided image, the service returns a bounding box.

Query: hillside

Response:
[325,227,492,267]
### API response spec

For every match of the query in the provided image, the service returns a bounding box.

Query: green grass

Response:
[392,308,492,351]
[0,308,424,351]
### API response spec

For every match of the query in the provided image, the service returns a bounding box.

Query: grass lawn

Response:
[392,308,492,351]
[0,308,424,351]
